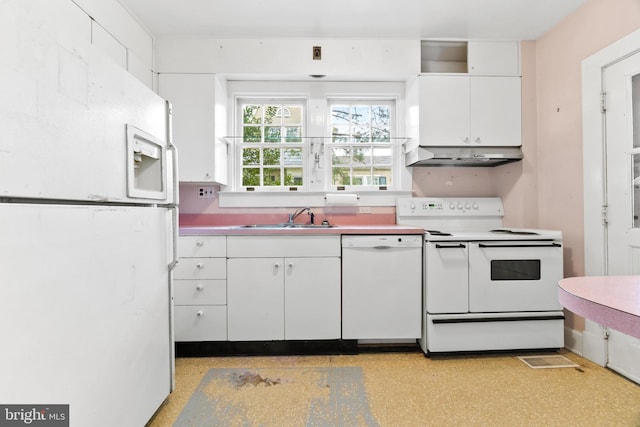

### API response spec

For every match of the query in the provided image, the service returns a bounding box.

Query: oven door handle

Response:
[477,243,562,248]
[435,243,467,249]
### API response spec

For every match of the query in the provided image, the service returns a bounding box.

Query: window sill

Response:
[218,190,412,208]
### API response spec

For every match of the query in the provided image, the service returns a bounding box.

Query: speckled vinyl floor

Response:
[147,350,640,426]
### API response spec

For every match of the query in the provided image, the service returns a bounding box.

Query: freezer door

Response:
[0,3,170,203]
[0,204,173,427]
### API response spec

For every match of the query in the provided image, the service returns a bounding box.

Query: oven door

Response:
[468,241,563,312]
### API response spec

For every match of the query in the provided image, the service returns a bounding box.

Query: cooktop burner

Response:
[490,229,540,235]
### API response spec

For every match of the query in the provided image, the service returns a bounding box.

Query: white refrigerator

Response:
[0,2,176,426]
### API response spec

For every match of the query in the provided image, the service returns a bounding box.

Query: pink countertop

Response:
[558,276,640,339]
[179,225,424,236]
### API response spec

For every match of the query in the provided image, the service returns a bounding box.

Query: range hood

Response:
[406,146,523,167]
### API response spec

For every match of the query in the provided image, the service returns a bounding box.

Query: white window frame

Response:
[220,81,412,208]
[235,98,308,192]
[326,99,399,192]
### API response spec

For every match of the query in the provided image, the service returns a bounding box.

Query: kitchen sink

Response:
[236,223,334,229]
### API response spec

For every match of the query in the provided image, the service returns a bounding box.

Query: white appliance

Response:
[341,235,423,340]
[0,4,177,426]
[396,197,564,353]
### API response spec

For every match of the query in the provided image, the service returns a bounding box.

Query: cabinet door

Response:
[227,258,284,341]
[284,257,341,340]
[469,76,521,146]
[158,73,219,182]
[419,75,470,146]
[468,41,520,75]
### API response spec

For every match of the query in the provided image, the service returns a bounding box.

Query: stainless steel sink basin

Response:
[236,223,334,229]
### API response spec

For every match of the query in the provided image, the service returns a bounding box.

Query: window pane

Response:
[283,148,302,165]
[353,127,370,142]
[243,105,261,124]
[372,126,390,142]
[352,106,370,125]
[332,147,351,165]
[332,125,350,142]
[263,148,281,165]
[353,166,371,185]
[265,126,281,142]
[283,105,303,125]
[373,147,392,165]
[331,106,350,125]
[285,127,302,142]
[353,147,371,165]
[243,126,262,142]
[242,148,260,165]
[373,166,392,186]
[332,168,351,185]
[284,167,303,186]
[263,105,279,125]
[372,106,390,126]
[242,168,260,186]
[263,168,281,186]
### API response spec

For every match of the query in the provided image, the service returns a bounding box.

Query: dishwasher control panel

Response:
[342,235,423,248]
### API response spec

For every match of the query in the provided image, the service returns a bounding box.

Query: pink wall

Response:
[535,0,640,281]
[534,0,640,329]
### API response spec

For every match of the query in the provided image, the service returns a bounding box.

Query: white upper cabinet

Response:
[417,40,521,147]
[467,41,520,75]
[418,75,521,147]
[420,40,520,76]
[158,73,228,184]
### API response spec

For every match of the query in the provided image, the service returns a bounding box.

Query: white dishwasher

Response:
[341,235,423,340]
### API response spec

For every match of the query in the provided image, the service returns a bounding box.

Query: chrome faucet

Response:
[288,207,314,224]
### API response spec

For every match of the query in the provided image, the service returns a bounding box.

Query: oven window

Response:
[490,260,541,281]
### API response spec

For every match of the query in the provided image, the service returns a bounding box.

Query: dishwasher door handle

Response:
[372,245,393,249]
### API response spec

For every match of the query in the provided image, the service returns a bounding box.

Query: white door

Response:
[603,50,640,382]
[606,51,640,273]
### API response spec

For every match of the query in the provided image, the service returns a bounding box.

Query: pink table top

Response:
[558,276,640,339]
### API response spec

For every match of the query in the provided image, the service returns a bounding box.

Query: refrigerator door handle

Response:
[166,100,179,271]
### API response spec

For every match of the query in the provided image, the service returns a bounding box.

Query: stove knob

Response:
[457,203,463,210]
[409,203,415,210]
[465,203,471,210]
[449,203,455,210]
[473,202,479,209]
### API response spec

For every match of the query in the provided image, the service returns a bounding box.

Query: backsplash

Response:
[178,183,396,226]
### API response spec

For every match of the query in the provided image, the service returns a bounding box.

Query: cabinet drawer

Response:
[174,279,226,305]
[174,305,227,342]
[179,236,226,258]
[174,258,226,279]
[227,235,340,258]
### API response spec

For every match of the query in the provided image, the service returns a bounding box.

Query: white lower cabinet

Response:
[174,236,227,341]
[227,236,341,341]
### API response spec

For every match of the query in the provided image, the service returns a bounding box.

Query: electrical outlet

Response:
[198,186,216,199]
[359,207,372,214]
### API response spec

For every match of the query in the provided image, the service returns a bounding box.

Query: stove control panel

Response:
[396,197,504,217]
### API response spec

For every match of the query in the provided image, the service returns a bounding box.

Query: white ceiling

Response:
[118,0,587,40]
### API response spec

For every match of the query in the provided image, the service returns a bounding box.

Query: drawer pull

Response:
[196,310,204,317]
[196,284,204,291]
[196,263,204,269]
[196,241,204,247]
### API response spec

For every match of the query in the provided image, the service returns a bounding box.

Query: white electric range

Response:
[396,197,565,353]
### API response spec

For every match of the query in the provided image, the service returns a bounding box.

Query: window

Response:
[328,101,395,189]
[239,100,305,189]
[225,81,411,205]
